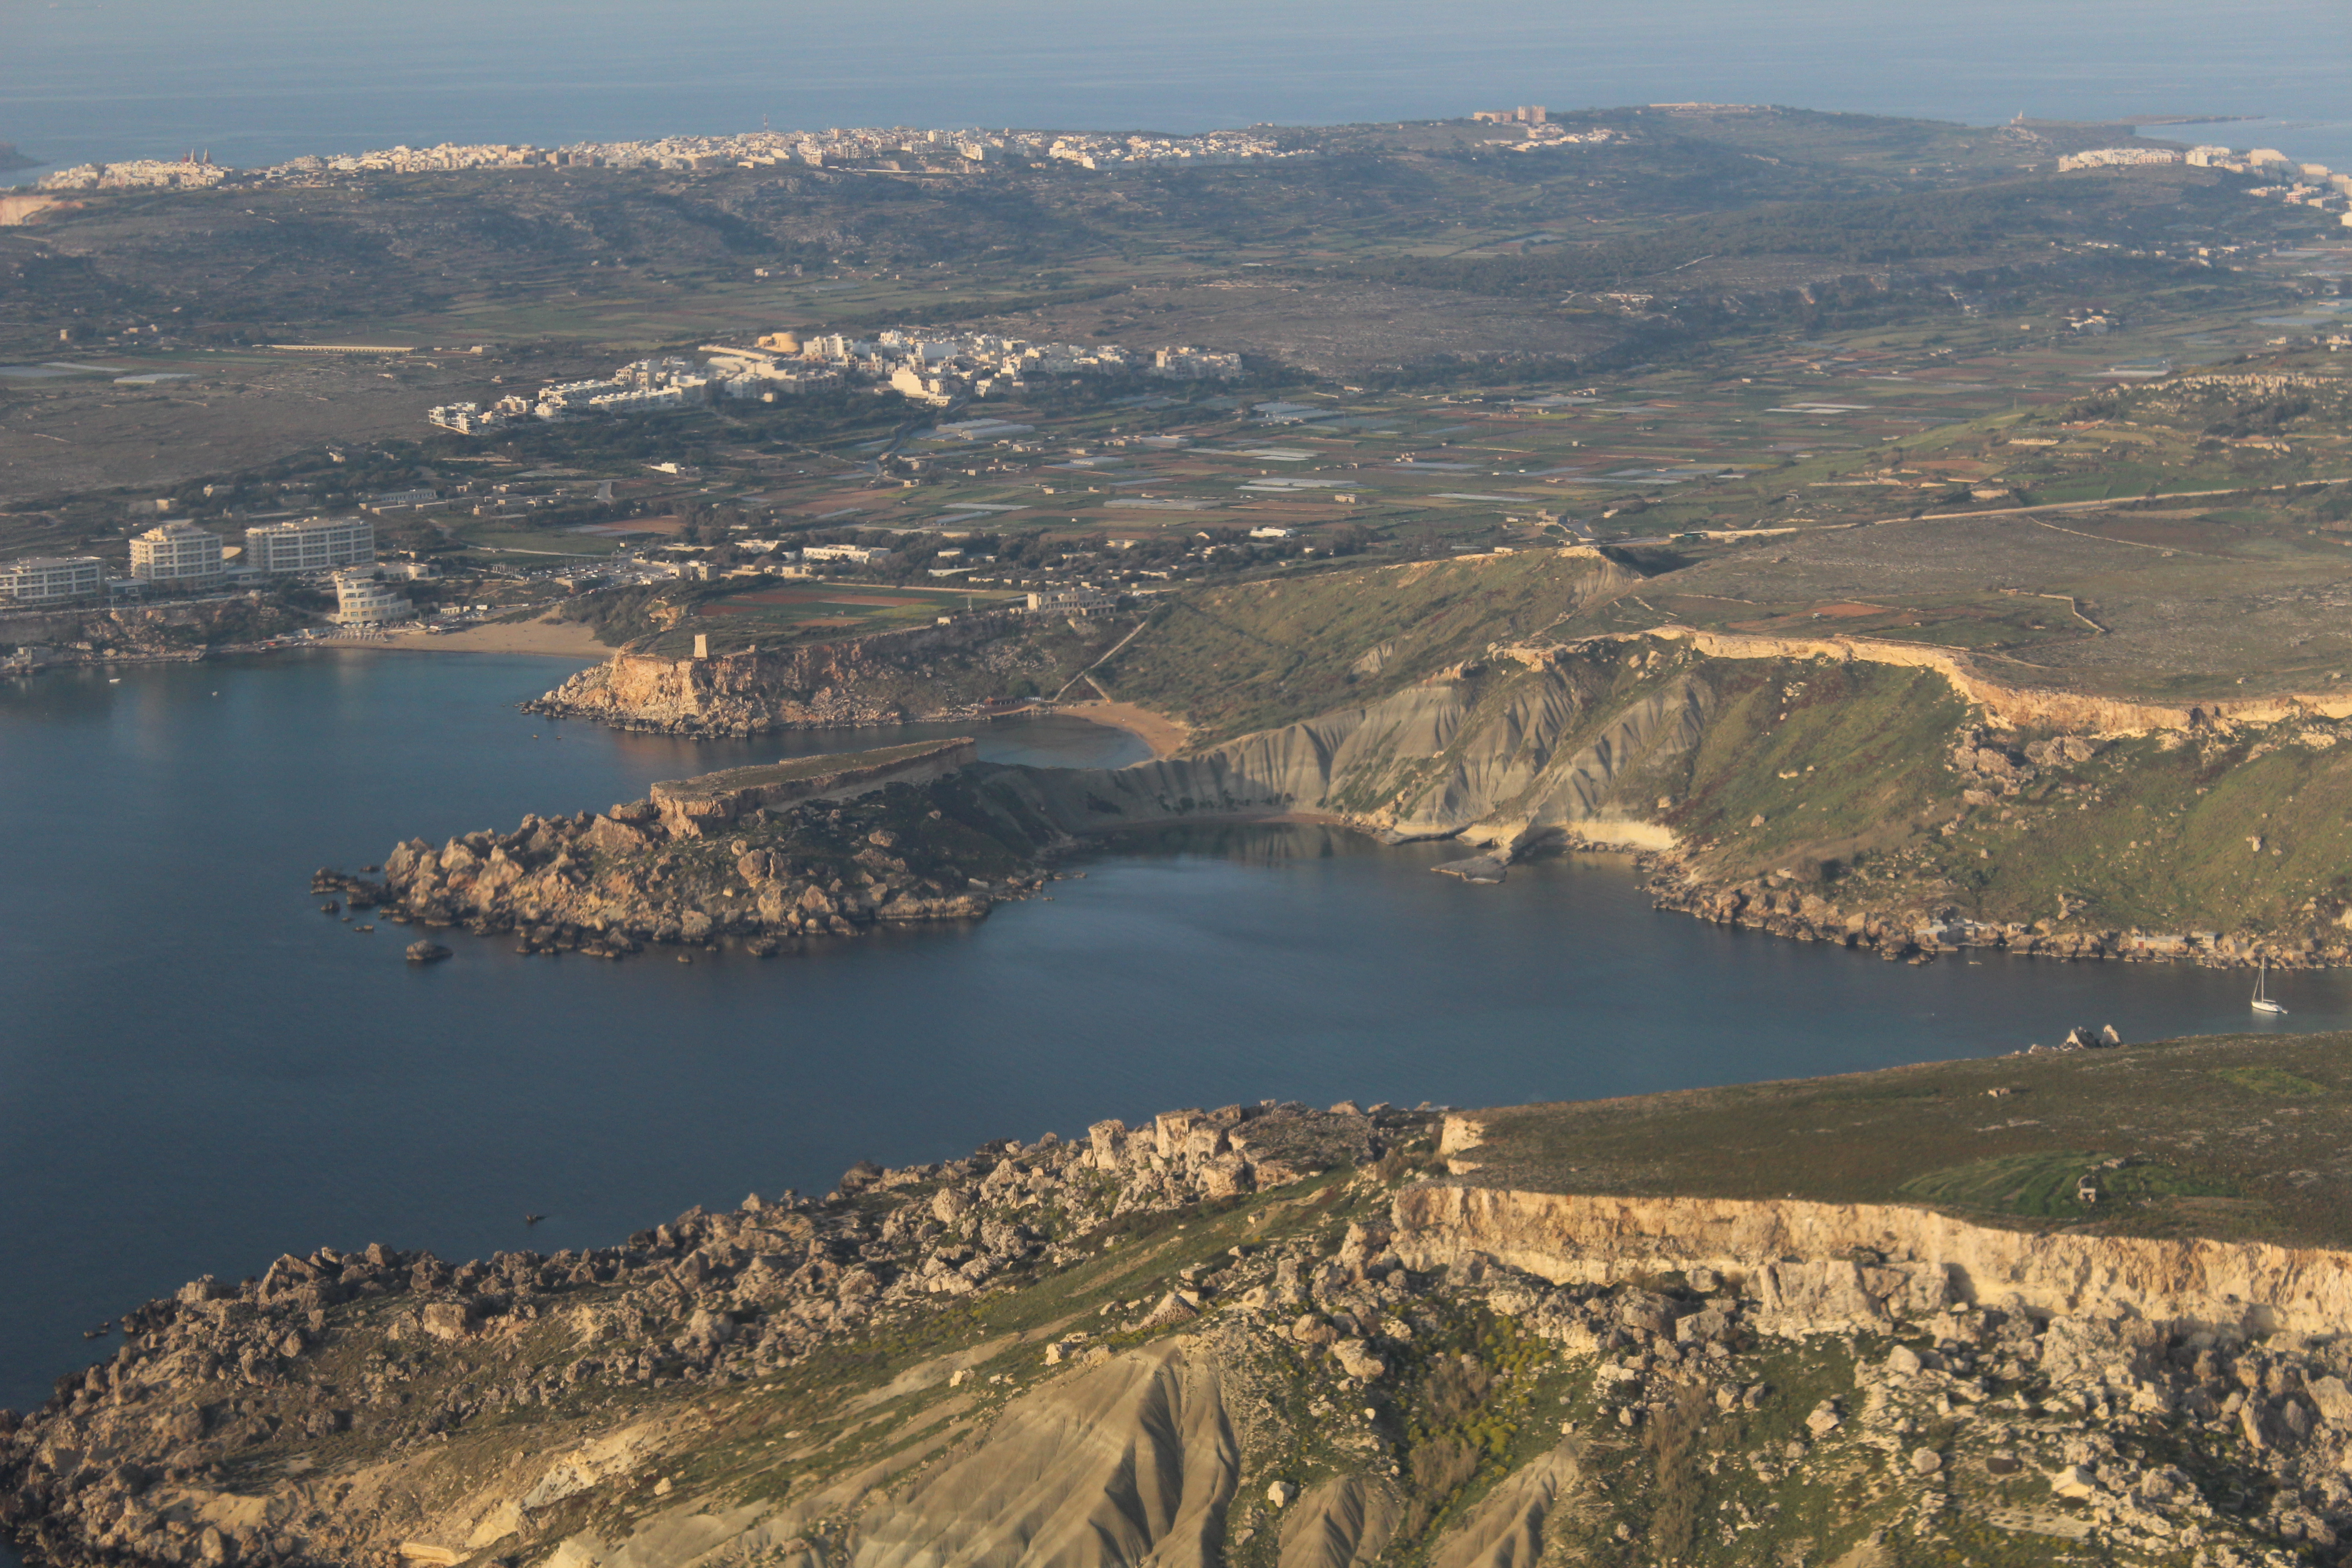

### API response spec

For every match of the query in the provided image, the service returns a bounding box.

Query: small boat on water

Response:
[2252,959,2288,1015]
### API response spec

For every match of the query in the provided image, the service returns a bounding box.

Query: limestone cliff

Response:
[1392,1175,2352,1341]
[13,1075,2352,1568]
[526,617,1125,738]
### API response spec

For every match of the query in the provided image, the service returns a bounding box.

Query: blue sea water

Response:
[7,649,2352,1431]
[6,0,2352,176]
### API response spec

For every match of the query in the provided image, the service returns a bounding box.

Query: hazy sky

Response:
[5,0,2348,167]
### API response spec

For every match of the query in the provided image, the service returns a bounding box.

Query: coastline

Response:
[1050,698,1188,759]
[366,615,613,658]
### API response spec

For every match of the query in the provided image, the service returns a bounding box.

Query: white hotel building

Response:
[127,521,225,585]
[244,517,375,574]
[331,569,410,626]
[0,556,108,604]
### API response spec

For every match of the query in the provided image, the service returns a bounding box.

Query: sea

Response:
[9,650,2352,1433]
[5,0,2352,178]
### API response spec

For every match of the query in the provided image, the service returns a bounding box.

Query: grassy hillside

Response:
[1656,657,1972,872]
[1462,1029,2352,1249]
[1098,551,1634,747]
[1656,675,2352,940]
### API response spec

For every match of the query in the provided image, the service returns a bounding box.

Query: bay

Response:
[7,648,2352,1435]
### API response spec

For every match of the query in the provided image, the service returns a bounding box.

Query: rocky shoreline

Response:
[12,1082,2352,1568]
[0,1099,1407,1568]
[1619,725,2352,972]
[1640,860,2352,970]
[310,768,1064,963]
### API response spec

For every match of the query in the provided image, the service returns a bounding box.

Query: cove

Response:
[5,649,2348,1426]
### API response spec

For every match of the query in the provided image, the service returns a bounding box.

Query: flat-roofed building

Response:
[244,516,375,574]
[128,521,224,585]
[1025,586,1116,617]
[0,555,107,603]
[331,568,409,626]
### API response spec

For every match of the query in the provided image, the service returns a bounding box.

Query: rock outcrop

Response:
[1640,624,2352,737]
[14,1085,2352,1568]
[526,617,1093,738]
[1391,1176,2352,1340]
[312,766,1053,960]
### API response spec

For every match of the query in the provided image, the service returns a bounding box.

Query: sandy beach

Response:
[375,616,615,657]
[1053,699,1189,759]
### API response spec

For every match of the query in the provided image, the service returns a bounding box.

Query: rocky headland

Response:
[523,617,1130,739]
[12,1033,2352,1568]
[311,749,1061,961]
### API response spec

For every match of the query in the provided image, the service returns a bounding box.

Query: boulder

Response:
[419,1301,481,1341]
[1133,1293,1199,1331]
[404,941,453,965]
[2308,1375,2352,1425]
[2049,1465,2098,1501]
[1289,1313,1338,1347]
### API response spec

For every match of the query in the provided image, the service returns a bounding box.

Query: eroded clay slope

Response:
[851,1341,1237,1568]
[986,646,1709,849]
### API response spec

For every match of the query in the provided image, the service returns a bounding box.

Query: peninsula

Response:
[11,1032,2352,1568]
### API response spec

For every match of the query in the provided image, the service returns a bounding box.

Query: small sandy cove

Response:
[1054,699,1188,759]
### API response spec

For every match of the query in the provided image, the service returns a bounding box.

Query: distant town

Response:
[20,112,2351,233]
[426,330,1242,435]
[2059,142,2352,219]
[28,124,1314,193]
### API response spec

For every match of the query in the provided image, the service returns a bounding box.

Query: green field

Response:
[1463,1029,2352,1247]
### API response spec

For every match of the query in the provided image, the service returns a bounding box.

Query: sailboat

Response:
[2252,958,2288,1015]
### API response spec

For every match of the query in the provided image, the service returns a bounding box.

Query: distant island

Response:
[0,143,34,172]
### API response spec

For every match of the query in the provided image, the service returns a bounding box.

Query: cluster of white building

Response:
[779,329,1239,406]
[429,330,1240,433]
[2058,146,2190,171]
[431,351,844,434]
[34,154,231,191]
[1,516,410,625]
[2061,143,2352,221]
[1034,130,1305,171]
[1498,124,1621,152]
[29,124,1311,193]
[1467,108,1618,152]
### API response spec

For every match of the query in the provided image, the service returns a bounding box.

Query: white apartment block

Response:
[245,517,375,574]
[0,556,108,603]
[1025,587,1116,616]
[128,521,225,585]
